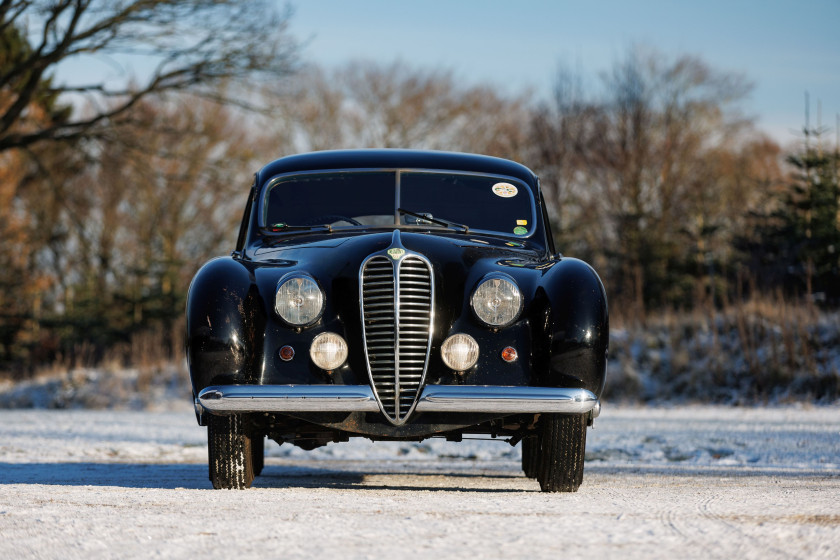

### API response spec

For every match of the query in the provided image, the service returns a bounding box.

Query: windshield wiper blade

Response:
[262,223,333,234]
[397,208,469,233]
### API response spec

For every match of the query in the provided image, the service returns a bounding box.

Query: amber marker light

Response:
[279,345,295,361]
[501,346,518,363]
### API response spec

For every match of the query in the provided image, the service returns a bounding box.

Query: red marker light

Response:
[279,345,295,361]
[501,346,518,362]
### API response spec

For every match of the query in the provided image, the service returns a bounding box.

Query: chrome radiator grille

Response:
[361,254,433,424]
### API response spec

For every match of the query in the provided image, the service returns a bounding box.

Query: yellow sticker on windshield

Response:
[492,182,518,198]
[516,219,527,226]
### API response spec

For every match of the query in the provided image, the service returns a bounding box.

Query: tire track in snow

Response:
[1,407,839,559]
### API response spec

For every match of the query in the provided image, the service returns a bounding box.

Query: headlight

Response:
[441,333,479,371]
[309,332,348,371]
[470,274,522,327]
[275,274,324,326]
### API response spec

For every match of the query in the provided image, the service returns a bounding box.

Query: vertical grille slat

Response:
[361,253,433,425]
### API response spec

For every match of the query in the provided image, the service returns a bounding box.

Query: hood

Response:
[250,230,543,277]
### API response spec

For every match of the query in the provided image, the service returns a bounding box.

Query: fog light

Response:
[501,346,518,362]
[309,332,347,371]
[441,334,479,371]
[278,345,295,362]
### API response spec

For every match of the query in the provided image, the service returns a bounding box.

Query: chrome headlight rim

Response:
[469,272,523,328]
[274,272,325,327]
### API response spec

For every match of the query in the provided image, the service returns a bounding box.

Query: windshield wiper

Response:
[398,208,469,233]
[262,223,333,234]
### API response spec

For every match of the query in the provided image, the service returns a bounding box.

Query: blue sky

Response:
[290,0,840,147]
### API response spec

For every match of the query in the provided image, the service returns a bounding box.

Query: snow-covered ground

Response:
[1,406,838,559]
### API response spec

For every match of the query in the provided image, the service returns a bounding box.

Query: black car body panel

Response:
[187,149,608,490]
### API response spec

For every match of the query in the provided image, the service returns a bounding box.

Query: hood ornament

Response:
[387,229,405,260]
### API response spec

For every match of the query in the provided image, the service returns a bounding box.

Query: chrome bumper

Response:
[416,385,599,416]
[197,384,599,417]
[198,385,380,413]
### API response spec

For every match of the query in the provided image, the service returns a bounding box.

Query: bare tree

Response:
[529,63,600,258]
[0,0,297,152]
[532,47,775,314]
[268,60,531,157]
[75,95,258,347]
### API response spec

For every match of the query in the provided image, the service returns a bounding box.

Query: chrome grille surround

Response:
[360,249,434,425]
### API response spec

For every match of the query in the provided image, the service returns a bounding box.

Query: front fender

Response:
[186,257,266,395]
[540,258,608,396]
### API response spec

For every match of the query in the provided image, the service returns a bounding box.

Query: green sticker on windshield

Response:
[513,226,527,235]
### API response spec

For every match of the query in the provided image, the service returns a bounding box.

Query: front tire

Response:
[207,413,255,489]
[536,413,587,492]
[251,432,265,477]
[521,437,539,479]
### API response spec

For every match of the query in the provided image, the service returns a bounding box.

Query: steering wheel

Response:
[302,215,362,226]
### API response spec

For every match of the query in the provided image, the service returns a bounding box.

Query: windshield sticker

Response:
[492,182,518,198]
[516,219,528,226]
[513,226,528,235]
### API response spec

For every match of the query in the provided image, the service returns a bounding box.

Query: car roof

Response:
[255,149,538,187]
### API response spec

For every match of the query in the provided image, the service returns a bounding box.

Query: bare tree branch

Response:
[0,0,297,152]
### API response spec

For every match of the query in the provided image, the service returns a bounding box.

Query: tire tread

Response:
[208,414,254,490]
[536,413,587,492]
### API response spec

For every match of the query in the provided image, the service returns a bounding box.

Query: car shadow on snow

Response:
[2,461,834,491]
[253,464,839,491]
[585,463,840,479]
[0,461,527,492]
[253,464,528,492]
[0,462,213,489]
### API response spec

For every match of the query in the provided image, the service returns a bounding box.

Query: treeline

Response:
[1,2,838,378]
[532,56,839,316]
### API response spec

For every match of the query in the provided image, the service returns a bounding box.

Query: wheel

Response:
[536,413,587,492]
[251,432,265,477]
[207,413,255,489]
[521,436,539,479]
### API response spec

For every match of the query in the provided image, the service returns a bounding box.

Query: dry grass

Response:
[0,323,191,410]
[607,296,840,403]
[2,301,838,407]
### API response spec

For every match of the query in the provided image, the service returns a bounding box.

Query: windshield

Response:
[262,170,536,237]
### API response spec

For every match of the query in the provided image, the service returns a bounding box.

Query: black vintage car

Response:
[186,150,608,492]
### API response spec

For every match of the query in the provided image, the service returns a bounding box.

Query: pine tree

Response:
[741,106,840,302]
[785,130,840,301]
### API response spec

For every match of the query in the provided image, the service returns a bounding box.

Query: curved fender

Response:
[540,257,609,396]
[186,257,266,396]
